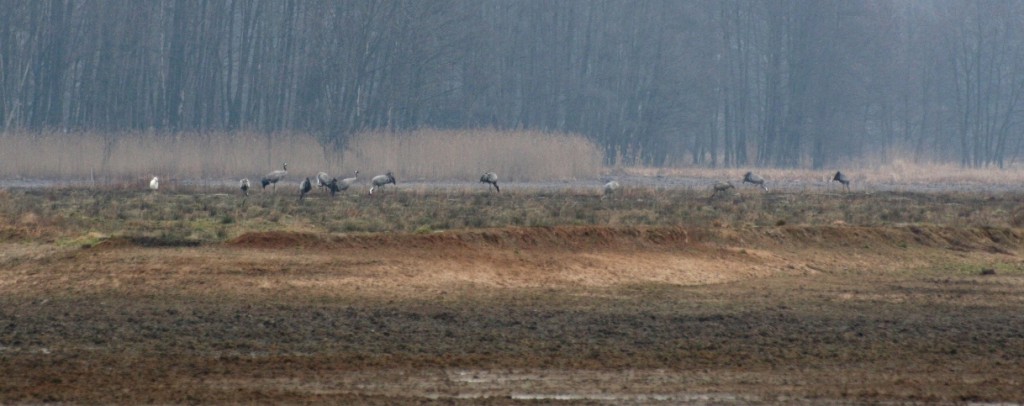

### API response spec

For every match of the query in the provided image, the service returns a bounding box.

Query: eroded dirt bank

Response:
[2,225,1024,403]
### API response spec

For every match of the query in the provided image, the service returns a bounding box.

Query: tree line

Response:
[2,0,1023,168]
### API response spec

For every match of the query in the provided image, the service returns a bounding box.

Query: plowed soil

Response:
[3,225,1024,404]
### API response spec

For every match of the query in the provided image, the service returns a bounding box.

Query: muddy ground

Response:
[2,224,1024,404]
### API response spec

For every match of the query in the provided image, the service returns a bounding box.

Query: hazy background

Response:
[1,0,1023,170]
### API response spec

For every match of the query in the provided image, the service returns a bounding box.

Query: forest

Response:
[2,0,1023,168]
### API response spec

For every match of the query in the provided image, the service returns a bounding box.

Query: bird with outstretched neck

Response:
[261,163,288,192]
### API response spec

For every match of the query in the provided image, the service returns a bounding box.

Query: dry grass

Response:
[0,130,602,182]
[1,185,1021,247]
[3,195,1024,403]
[0,131,319,181]
[628,160,1024,185]
[8,129,1024,186]
[342,129,603,182]
[3,183,1024,404]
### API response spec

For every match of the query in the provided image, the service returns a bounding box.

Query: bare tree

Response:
[2,0,1024,169]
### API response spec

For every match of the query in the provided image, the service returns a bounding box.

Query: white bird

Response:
[369,171,396,195]
[742,171,768,191]
[261,163,288,192]
[602,180,620,199]
[480,172,500,193]
[240,178,250,196]
[298,177,312,201]
[149,176,159,191]
[316,172,331,191]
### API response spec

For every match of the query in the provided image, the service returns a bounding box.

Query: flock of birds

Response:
[246,163,400,201]
[148,163,484,201]
[708,170,851,199]
[147,164,853,201]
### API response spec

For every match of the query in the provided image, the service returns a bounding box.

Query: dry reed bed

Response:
[631,162,1024,186]
[342,130,603,181]
[7,130,1024,187]
[0,130,602,182]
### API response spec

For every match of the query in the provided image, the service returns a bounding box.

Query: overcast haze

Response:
[1,0,1022,168]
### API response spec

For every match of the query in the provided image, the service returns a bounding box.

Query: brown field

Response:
[2,186,1024,404]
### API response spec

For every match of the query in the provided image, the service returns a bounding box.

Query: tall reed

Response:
[627,155,1024,186]
[0,130,603,182]
[0,131,320,181]
[341,129,602,181]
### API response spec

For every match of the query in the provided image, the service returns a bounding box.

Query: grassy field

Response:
[1,183,1021,246]
[2,184,1024,403]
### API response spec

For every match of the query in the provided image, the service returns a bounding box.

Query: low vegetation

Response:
[2,183,1024,403]
[1,184,1022,246]
[4,152,1024,404]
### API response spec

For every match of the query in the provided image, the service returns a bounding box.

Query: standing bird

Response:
[369,171,396,195]
[480,171,500,193]
[149,176,159,191]
[832,171,851,192]
[316,172,332,192]
[261,163,288,192]
[316,171,348,197]
[298,177,312,201]
[240,178,251,196]
[710,181,735,199]
[324,178,341,197]
[332,170,360,195]
[742,171,768,191]
[602,180,620,199]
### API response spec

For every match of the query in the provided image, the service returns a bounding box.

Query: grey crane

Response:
[240,178,251,196]
[298,177,312,201]
[369,171,396,195]
[323,178,340,197]
[316,171,355,196]
[480,171,500,192]
[742,171,768,191]
[710,181,735,199]
[261,163,288,192]
[332,170,360,195]
[316,172,331,191]
[832,171,851,192]
[602,180,620,199]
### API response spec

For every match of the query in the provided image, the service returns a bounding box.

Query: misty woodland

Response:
[1,0,1022,168]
